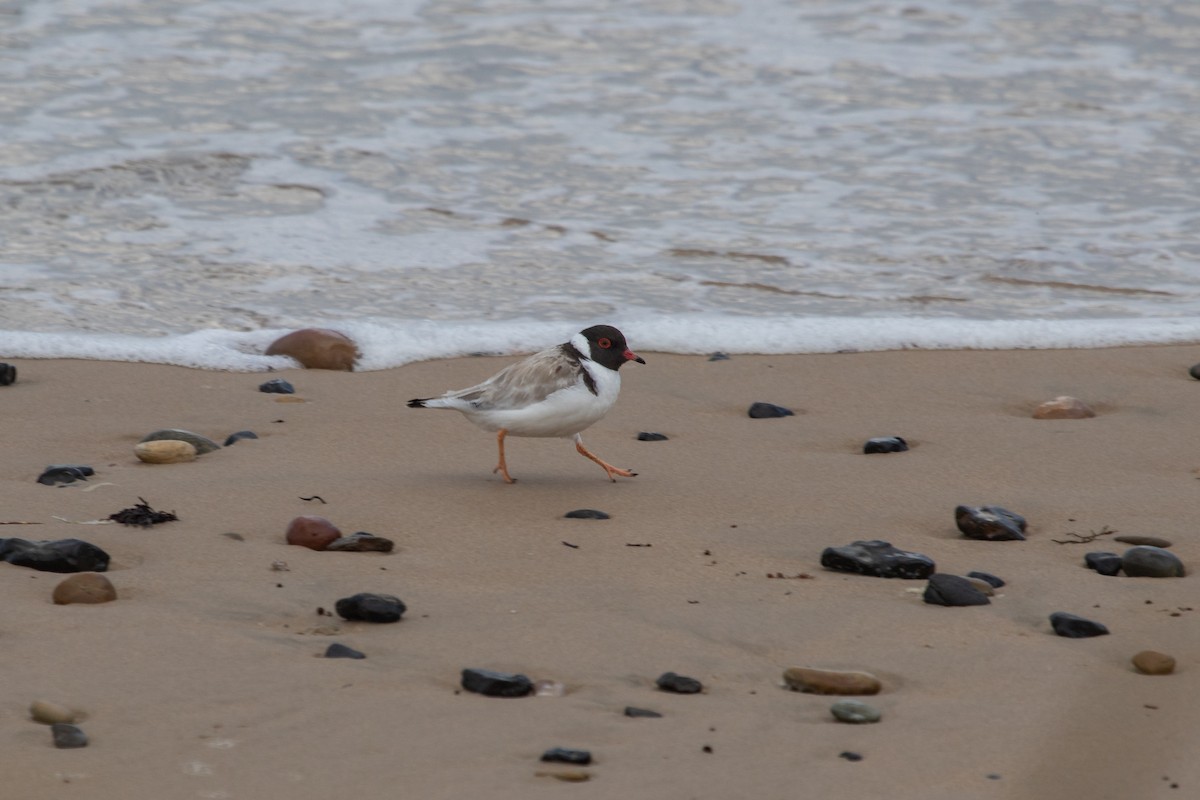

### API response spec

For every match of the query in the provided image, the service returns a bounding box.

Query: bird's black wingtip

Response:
[407,398,427,408]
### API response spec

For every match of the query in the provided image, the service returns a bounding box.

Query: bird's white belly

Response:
[471,373,619,438]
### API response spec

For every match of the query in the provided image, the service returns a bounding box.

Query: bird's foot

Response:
[492,463,517,484]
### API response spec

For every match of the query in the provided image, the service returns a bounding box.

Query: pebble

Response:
[52,573,118,605]
[967,571,1006,588]
[1131,650,1175,675]
[1049,612,1109,638]
[636,432,669,441]
[1084,552,1123,576]
[51,723,88,749]
[820,540,936,579]
[134,440,198,464]
[139,428,221,454]
[965,577,996,596]
[1190,363,1200,381]
[707,352,730,361]
[1114,535,1172,548]
[223,430,259,446]
[1121,546,1185,578]
[30,700,79,725]
[564,509,610,520]
[0,538,110,573]
[461,668,535,697]
[924,574,991,606]
[1032,395,1096,419]
[536,770,590,782]
[285,516,342,550]
[533,680,566,697]
[955,505,1027,541]
[748,401,794,419]
[541,748,592,765]
[259,378,295,394]
[624,706,663,718]
[783,667,882,696]
[862,436,908,454]
[324,532,395,553]
[265,328,359,370]
[0,362,15,385]
[656,672,703,694]
[335,593,406,623]
[839,751,864,762]
[37,464,94,486]
[324,643,366,659]
[830,700,882,724]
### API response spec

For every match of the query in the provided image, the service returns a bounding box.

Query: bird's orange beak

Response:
[625,349,646,364]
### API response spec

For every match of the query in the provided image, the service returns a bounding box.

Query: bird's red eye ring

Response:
[598,337,612,349]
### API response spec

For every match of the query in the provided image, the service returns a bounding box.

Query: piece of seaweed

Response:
[108,497,179,527]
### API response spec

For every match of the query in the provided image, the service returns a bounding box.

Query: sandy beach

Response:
[4,345,1200,799]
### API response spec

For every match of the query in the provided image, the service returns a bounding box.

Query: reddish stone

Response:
[285,516,341,550]
[265,328,359,371]
[1032,396,1095,419]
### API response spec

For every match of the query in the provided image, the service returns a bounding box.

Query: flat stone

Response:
[335,593,406,623]
[656,672,703,693]
[51,723,88,749]
[53,573,117,605]
[139,428,221,454]
[461,668,534,697]
[1050,612,1109,638]
[924,574,991,606]
[0,362,15,385]
[1033,396,1095,419]
[637,432,669,441]
[325,532,395,553]
[1114,535,1172,548]
[324,643,366,659]
[967,571,1006,588]
[863,436,908,454]
[223,430,259,446]
[955,505,1026,541]
[1121,546,1185,578]
[839,751,864,762]
[820,540,935,579]
[964,577,996,596]
[30,700,79,725]
[1132,650,1175,675]
[783,667,881,696]
[266,328,359,371]
[564,509,610,520]
[134,440,197,464]
[285,516,341,550]
[37,465,94,486]
[0,538,110,573]
[748,401,794,419]
[624,706,663,718]
[258,378,295,394]
[541,748,592,765]
[707,352,730,361]
[831,700,882,724]
[1084,552,1123,576]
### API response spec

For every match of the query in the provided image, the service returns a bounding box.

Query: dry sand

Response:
[3,346,1200,799]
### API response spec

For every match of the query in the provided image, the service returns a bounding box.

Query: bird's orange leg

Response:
[574,434,637,481]
[493,429,516,483]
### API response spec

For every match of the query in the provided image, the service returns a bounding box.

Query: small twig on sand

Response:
[1051,525,1117,545]
[0,521,44,525]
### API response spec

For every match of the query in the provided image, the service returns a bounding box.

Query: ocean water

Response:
[2,0,1199,370]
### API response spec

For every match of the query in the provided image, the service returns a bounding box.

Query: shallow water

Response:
[2,0,1199,367]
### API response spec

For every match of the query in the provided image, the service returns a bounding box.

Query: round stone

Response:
[265,328,359,370]
[783,667,882,695]
[52,573,117,605]
[285,516,341,550]
[30,700,79,725]
[134,440,197,464]
[748,401,794,419]
[831,700,882,724]
[334,592,406,623]
[1121,546,1185,578]
[138,428,221,454]
[656,672,703,694]
[1132,650,1175,675]
[1032,396,1095,419]
[51,723,88,749]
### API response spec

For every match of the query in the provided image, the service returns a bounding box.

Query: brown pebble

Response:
[134,440,198,463]
[535,770,590,783]
[1114,535,1172,548]
[1032,396,1095,419]
[286,516,342,550]
[965,577,996,596]
[782,667,882,695]
[29,700,79,725]
[265,328,359,371]
[52,573,118,605]
[1132,650,1176,675]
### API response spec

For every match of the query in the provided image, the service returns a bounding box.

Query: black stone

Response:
[707,352,730,361]
[461,668,534,697]
[259,378,295,394]
[1189,363,1200,381]
[955,505,1027,541]
[967,571,1006,588]
[1049,612,1109,638]
[863,436,908,454]
[923,574,991,606]
[0,538,110,573]
[324,643,366,659]
[0,362,15,386]
[334,593,406,623]
[637,432,669,441]
[624,706,663,718]
[223,430,259,446]
[748,402,793,419]
[820,540,936,579]
[839,751,864,762]
[1084,552,1123,576]
[656,672,703,694]
[1121,546,1185,578]
[37,465,94,486]
[51,723,88,749]
[541,748,592,765]
[565,509,610,520]
[325,532,395,552]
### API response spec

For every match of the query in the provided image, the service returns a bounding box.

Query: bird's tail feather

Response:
[407,398,429,408]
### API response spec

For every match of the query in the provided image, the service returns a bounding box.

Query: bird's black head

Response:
[579,324,646,371]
